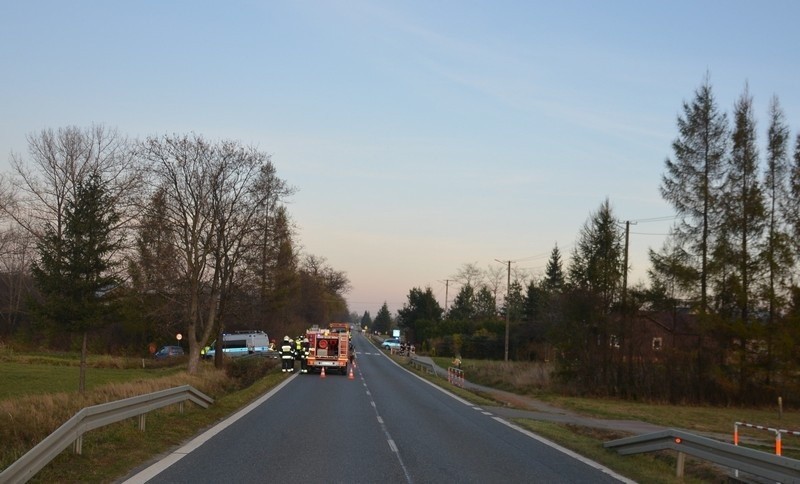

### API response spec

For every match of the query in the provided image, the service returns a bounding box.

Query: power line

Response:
[497,242,576,264]
[630,215,678,223]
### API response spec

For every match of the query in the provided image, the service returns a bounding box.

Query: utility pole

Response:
[495,259,512,362]
[622,220,630,310]
[440,279,453,312]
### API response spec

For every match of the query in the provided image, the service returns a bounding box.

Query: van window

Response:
[223,340,248,349]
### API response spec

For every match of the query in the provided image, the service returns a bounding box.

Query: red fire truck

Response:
[306,326,350,374]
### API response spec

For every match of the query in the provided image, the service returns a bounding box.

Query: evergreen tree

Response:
[710,87,766,398]
[447,283,475,322]
[31,172,120,393]
[660,77,728,315]
[717,86,765,328]
[127,187,182,343]
[518,279,548,354]
[761,96,793,384]
[360,310,372,329]
[789,133,800,265]
[561,199,624,388]
[542,244,565,293]
[647,238,698,311]
[372,303,392,334]
[397,287,443,343]
[523,279,545,324]
[473,285,497,321]
[500,280,525,321]
[259,206,298,326]
[568,198,624,311]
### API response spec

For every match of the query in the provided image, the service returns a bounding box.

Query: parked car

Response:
[154,345,185,359]
[381,338,402,350]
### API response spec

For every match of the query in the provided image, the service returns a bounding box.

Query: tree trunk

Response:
[79,331,88,394]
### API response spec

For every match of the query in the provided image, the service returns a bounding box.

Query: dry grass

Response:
[432,356,553,392]
[427,356,800,457]
[0,365,232,469]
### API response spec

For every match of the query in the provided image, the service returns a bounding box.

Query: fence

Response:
[0,385,213,484]
[448,367,464,387]
[735,421,800,457]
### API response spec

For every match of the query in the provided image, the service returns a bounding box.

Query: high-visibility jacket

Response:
[280,342,294,359]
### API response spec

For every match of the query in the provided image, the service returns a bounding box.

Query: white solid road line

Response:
[121,373,298,484]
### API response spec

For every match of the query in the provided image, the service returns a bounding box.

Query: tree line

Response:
[0,127,351,381]
[389,78,800,405]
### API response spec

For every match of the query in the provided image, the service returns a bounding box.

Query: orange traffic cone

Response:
[320,367,326,378]
[348,366,355,380]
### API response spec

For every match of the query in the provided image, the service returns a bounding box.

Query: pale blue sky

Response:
[2,1,799,316]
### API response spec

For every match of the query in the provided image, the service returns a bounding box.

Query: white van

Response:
[203,331,271,359]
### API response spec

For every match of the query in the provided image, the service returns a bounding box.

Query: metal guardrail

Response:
[409,356,435,375]
[1,385,213,484]
[604,428,800,482]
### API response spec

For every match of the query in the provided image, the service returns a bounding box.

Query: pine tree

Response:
[761,95,793,384]
[562,198,624,388]
[715,86,766,396]
[568,198,624,310]
[31,172,120,393]
[718,86,765,326]
[473,285,497,320]
[661,77,728,315]
[542,244,565,292]
[397,287,443,343]
[372,302,392,334]
[789,134,800,263]
[360,311,372,329]
[447,283,475,322]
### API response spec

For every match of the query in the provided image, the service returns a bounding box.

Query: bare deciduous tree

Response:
[141,134,291,373]
[6,125,142,241]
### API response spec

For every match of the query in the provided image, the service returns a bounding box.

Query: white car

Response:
[381,338,402,350]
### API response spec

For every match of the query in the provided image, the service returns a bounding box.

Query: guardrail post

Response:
[676,451,685,477]
[139,413,146,431]
[734,422,740,479]
[73,435,83,455]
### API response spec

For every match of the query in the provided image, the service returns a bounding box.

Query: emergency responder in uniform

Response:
[348,341,355,366]
[294,336,303,369]
[280,336,295,372]
[300,337,310,373]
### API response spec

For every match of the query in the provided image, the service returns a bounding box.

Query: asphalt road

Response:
[123,333,632,484]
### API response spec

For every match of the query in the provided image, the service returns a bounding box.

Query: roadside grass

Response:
[0,361,186,400]
[414,355,800,481]
[431,356,800,438]
[514,421,720,484]
[1,352,287,483]
[28,371,287,483]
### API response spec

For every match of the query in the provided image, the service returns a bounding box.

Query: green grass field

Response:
[0,362,184,400]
